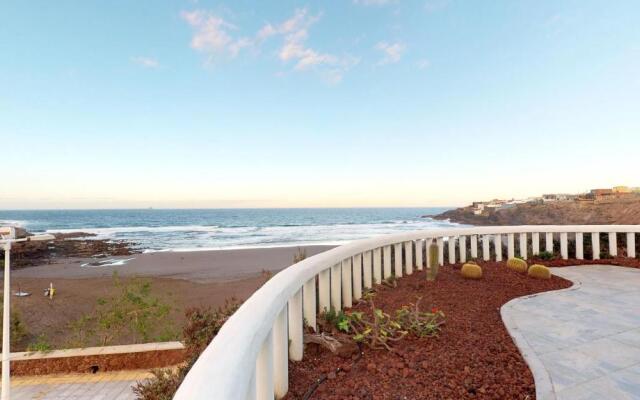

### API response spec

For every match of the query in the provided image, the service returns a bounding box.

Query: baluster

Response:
[383,245,392,279]
[560,232,568,259]
[341,258,353,308]
[447,237,456,264]
[318,270,330,313]
[404,241,413,275]
[436,237,444,266]
[394,243,403,277]
[256,330,274,400]
[273,308,288,398]
[494,234,502,262]
[288,289,303,362]
[609,232,617,257]
[519,233,527,259]
[373,248,383,284]
[532,232,540,255]
[576,233,584,260]
[246,367,256,400]
[482,235,490,261]
[470,235,478,258]
[352,254,362,301]
[545,232,554,253]
[627,233,636,258]
[330,264,341,311]
[363,250,373,288]
[303,278,316,331]
[592,232,600,260]
[415,239,424,270]
[507,233,515,259]
[459,236,467,263]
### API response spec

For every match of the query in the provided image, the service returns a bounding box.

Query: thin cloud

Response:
[132,56,160,69]
[181,10,253,63]
[424,0,450,13]
[259,8,358,82]
[353,0,397,5]
[417,59,431,70]
[376,41,406,64]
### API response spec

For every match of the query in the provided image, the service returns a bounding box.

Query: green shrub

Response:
[506,258,527,273]
[0,306,27,346]
[537,251,555,260]
[528,264,551,280]
[27,334,52,353]
[461,263,482,279]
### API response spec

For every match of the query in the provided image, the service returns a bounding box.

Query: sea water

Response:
[0,208,461,252]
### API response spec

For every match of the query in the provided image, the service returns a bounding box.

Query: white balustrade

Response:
[383,245,392,279]
[609,232,617,257]
[175,225,640,400]
[404,241,413,275]
[448,237,456,264]
[494,234,502,262]
[532,232,540,255]
[415,239,424,270]
[507,233,515,259]
[519,233,527,259]
[576,233,584,260]
[353,254,363,300]
[592,232,600,259]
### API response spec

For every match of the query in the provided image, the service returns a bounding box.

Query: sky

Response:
[1,0,640,209]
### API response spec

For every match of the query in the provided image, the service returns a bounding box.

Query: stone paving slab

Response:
[2,370,153,400]
[502,265,640,400]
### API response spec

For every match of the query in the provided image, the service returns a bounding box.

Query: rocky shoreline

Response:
[430,196,640,226]
[2,231,136,268]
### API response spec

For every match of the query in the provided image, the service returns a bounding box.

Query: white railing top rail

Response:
[174,225,640,399]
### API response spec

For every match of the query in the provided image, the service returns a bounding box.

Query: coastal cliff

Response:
[432,197,640,225]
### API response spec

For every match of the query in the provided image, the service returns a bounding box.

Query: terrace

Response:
[174,225,640,399]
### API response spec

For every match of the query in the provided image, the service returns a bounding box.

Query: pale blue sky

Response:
[1,1,639,209]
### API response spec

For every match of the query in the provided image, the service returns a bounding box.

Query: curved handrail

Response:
[174,225,640,400]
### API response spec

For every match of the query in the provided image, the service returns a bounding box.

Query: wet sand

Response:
[13,245,335,283]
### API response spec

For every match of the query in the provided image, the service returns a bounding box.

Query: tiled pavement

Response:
[502,265,640,400]
[4,370,152,400]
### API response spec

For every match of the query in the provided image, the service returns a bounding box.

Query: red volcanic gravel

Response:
[285,261,573,400]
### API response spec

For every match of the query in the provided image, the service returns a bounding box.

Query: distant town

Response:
[470,186,640,216]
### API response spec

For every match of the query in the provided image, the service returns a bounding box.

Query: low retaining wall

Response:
[9,341,185,376]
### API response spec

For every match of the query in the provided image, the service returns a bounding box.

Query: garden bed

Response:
[285,261,572,399]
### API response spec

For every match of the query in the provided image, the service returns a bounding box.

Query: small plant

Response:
[537,251,555,260]
[345,302,407,351]
[395,299,445,337]
[382,275,397,288]
[293,247,307,264]
[599,252,614,259]
[0,305,28,346]
[461,263,483,279]
[321,308,349,332]
[528,264,551,280]
[506,257,527,273]
[27,334,52,353]
[426,241,439,281]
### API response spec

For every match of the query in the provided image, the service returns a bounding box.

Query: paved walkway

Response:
[4,370,152,400]
[502,265,640,400]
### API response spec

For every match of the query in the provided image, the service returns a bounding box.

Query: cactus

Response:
[426,241,439,281]
[528,264,551,279]
[461,263,482,279]
[506,257,527,273]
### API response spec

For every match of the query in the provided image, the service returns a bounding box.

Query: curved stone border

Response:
[501,274,583,400]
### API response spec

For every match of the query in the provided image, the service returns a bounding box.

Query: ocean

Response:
[0,208,461,252]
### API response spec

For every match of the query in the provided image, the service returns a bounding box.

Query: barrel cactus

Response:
[461,263,482,279]
[506,257,527,273]
[426,241,439,281]
[528,264,551,279]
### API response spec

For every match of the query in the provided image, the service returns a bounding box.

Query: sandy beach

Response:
[6,245,334,350]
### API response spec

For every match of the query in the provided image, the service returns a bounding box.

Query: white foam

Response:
[80,258,135,268]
